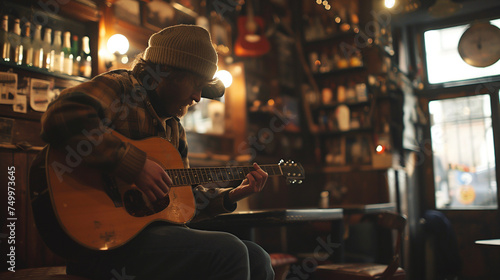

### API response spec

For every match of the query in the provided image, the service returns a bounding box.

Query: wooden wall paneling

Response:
[0,149,64,272]
[328,170,390,206]
[13,152,27,269]
[10,119,44,148]
[0,149,13,272]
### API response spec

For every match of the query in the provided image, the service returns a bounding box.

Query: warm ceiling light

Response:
[385,0,396,9]
[107,34,129,55]
[214,70,233,88]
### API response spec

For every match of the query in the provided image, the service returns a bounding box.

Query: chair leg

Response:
[274,264,292,280]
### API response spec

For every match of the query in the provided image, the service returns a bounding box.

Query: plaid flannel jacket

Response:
[41,69,235,221]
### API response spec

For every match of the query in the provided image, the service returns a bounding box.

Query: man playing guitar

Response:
[31,24,274,280]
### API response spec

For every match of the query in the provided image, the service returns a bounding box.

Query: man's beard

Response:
[174,103,195,118]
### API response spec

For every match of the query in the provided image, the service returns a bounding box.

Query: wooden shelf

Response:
[312,66,366,78]
[317,127,373,136]
[304,31,358,45]
[0,105,43,121]
[321,165,388,173]
[313,100,371,110]
[0,61,90,84]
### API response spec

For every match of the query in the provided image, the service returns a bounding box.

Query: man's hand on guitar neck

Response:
[227,162,268,204]
[135,158,173,202]
[135,160,268,203]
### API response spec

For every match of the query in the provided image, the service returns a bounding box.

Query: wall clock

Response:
[458,22,500,67]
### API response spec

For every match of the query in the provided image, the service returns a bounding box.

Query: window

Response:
[424,19,500,84]
[181,98,225,134]
[430,95,497,209]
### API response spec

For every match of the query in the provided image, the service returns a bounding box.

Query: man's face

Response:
[154,73,208,118]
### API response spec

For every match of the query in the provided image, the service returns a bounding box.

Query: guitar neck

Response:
[166,165,282,186]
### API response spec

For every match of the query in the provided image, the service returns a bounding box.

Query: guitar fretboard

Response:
[166,165,282,186]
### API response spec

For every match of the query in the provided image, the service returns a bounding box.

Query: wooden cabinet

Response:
[0,1,101,271]
[299,0,405,173]
[0,64,91,271]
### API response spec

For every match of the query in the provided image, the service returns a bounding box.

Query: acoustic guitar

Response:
[38,130,305,251]
[234,0,270,57]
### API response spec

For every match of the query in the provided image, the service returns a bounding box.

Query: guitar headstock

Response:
[278,159,305,185]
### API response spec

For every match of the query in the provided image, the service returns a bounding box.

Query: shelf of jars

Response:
[312,66,366,79]
[304,31,359,46]
[321,165,382,173]
[0,3,97,121]
[0,60,89,83]
[313,99,371,110]
[1,1,95,76]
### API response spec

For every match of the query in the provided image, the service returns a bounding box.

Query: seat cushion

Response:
[0,266,90,280]
[314,263,406,280]
[270,253,298,267]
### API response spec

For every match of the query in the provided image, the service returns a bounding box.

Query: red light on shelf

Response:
[376,144,386,154]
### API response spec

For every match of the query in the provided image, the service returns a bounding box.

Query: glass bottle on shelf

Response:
[32,24,43,68]
[62,31,73,75]
[337,80,346,103]
[349,46,363,68]
[349,2,360,34]
[345,80,357,103]
[10,18,23,65]
[336,46,349,69]
[319,49,332,73]
[22,22,33,66]
[80,36,91,78]
[338,5,351,33]
[309,51,319,73]
[71,34,80,76]
[51,30,63,72]
[1,15,11,62]
[311,17,325,41]
[42,27,52,70]
[304,17,315,42]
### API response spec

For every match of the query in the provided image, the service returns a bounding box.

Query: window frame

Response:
[416,10,500,91]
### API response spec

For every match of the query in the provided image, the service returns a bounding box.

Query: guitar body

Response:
[45,132,195,251]
[30,130,304,255]
[234,15,270,57]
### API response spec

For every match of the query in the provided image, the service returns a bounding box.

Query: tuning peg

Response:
[297,180,303,184]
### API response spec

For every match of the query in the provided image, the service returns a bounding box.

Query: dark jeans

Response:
[67,224,274,280]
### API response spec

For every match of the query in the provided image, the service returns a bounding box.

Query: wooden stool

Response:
[313,263,406,280]
[313,212,407,280]
[270,253,298,280]
[0,266,89,280]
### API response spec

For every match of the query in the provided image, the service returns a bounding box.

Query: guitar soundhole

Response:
[123,189,170,217]
[152,195,170,213]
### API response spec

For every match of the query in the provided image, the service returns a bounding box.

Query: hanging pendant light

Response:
[428,0,462,18]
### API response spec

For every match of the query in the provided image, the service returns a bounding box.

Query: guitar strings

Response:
[165,165,283,186]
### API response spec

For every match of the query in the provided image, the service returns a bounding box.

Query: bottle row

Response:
[0,15,92,78]
[305,79,369,107]
[323,135,373,166]
[322,81,369,105]
[316,105,372,133]
[309,45,363,74]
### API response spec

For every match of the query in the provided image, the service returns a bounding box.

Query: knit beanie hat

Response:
[143,25,218,79]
